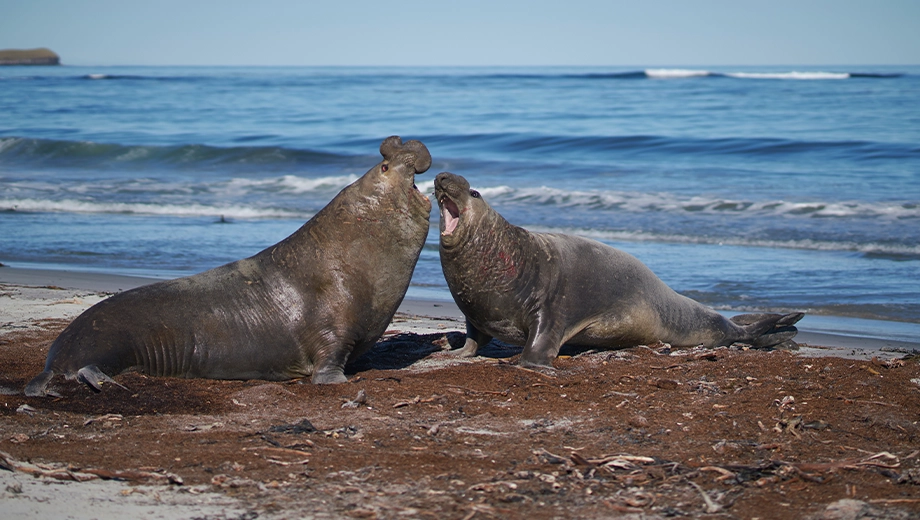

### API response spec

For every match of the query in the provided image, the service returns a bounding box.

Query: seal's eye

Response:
[470,190,480,198]
[381,164,388,172]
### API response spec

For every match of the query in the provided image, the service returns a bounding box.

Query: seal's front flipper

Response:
[731,312,804,348]
[24,370,56,397]
[76,365,128,393]
[518,318,564,369]
[311,344,351,384]
[455,320,492,358]
[312,369,348,384]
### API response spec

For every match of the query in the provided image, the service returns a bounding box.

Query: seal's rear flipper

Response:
[24,370,55,397]
[77,366,128,393]
[731,312,804,348]
[750,327,800,348]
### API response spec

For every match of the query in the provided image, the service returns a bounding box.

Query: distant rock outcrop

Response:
[0,48,60,66]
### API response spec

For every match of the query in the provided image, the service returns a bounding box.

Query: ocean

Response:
[1,65,918,340]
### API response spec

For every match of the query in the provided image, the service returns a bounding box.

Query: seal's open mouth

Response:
[440,197,460,235]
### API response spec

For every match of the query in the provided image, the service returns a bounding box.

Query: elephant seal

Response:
[434,172,803,368]
[25,136,432,396]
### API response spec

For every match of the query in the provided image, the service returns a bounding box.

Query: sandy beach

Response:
[1,266,919,519]
[2,266,917,360]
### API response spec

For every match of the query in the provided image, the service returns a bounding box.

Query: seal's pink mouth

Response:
[440,197,460,235]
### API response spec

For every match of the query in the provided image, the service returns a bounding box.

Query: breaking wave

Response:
[0,137,354,171]
[477,185,920,220]
[0,69,905,84]
[526,225,920,259]
[4,135,916,175]
[0,197,305,219]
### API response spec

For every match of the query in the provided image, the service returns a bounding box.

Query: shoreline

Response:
[1,265,917,360]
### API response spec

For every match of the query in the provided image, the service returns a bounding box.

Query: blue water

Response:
[1,66,919,335]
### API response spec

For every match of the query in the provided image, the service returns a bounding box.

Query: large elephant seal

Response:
[25,137,432,396]
[435,172,803,368]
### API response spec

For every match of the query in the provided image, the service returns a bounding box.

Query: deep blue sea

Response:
[1,66,918,338]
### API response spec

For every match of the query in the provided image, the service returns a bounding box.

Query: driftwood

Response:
[1,450,182,484]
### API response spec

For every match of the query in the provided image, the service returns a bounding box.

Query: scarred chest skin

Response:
[441,213,549,345]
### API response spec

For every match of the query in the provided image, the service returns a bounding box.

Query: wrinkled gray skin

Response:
[435,172,803,369]
[25,137,432,396]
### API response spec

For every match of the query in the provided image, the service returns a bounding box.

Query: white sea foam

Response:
[476,185,517,198]
[223,174,357,194]
[0,137,20,154]
[3,174,359,199]
[723,71,849,80]
[0,198,305,219]
[644,69,851,80]
[1,179,64,195]
[528,225,920,257]
[645,69,711,79]
[6,179,916,221]
[86,74,108,80]
[415,178,435,195]
[482,185,920,219]
[112,146,153,162]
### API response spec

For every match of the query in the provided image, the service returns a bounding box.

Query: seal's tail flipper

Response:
[730,312,805,348]
[77,365,128,393]
[24,370,56,397]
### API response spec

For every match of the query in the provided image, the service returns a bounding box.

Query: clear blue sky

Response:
[2,0,918,66]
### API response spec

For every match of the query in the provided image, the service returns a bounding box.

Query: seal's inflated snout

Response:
[382,136,432,210]
[380,136,432,174]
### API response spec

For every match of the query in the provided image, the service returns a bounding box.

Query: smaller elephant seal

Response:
[435,172,803,368]
[25,136,432,396]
